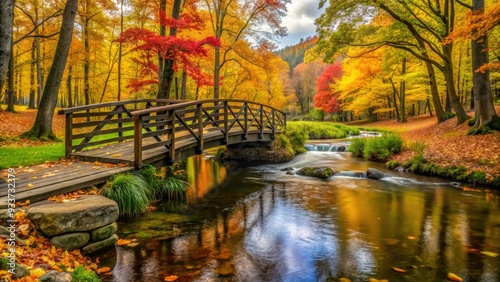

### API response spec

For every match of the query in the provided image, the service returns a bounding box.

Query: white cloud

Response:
[277,0,324,48]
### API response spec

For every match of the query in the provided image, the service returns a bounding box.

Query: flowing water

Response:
[96,147,500,282]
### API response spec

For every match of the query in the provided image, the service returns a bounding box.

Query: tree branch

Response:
[455,0,472,10]
[13,9,62,45]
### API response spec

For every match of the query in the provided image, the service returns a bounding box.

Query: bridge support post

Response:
[197,104,204,154]
[64,113,73,158]
[243,103,248,140]
[168,110,176,163]
[223,101,229,144]
[259,105,264,139]
[133,115,143,169]
[271,109,276,139]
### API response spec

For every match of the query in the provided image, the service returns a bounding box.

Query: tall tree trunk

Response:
[423,53,445,122]
[181,71,187,100]
[22,0,78,140]
[83,1,90,105]
[157,0,182,99]
[67,64,73,108]
[442,44,470,124]
[471,0,498,131]
[29,40,36,109]
[6,53,16,112]
[0,0,14,89]
[400,58,407,122]
[117,0,124,101]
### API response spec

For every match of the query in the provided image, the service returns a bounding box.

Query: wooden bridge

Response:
[59,99,286,168]
[0,99,285,208]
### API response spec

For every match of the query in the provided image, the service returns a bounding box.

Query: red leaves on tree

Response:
[313,61,343,114]
[116,1,220,92]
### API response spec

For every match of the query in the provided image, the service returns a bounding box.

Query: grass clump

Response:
[348,134,403,162]
[102,173,151,217]
[71,266,100,282]
[386,160,401,170]
[140,165,187,201]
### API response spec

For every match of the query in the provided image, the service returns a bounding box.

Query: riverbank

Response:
[351,107,500,187]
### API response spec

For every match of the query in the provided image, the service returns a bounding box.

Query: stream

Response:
[95,143,500,282]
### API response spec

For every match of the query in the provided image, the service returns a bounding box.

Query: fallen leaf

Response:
[481,251,498,257]
[30,268,46,277]
[112,154,122,157]
[407,236,416,240]
[447,273,463,282]
[392,267,407,273]
[97,267,111,274]
[164,275,178,281]
[27,183,34,188]
[30,176,37,179]
[127,242,140,247]
[116,239,133,246]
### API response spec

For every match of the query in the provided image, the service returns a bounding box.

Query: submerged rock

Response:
[26,195,118,237]
[39,270,72,282]
[297,167,334,179]
[367,168,384,180]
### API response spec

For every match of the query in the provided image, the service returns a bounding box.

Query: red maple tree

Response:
[313,61,343,114]
[116,1,220,93]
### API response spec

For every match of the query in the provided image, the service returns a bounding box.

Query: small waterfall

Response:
[336,171,368,179]
[305,143,349,152]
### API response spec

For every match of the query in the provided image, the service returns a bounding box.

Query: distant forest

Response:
[275,36,318,71]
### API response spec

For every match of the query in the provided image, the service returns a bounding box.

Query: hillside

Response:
[275,36,318,71]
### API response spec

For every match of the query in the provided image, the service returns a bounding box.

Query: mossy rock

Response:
[296,167,334,179]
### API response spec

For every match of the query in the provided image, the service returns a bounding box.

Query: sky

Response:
[276,0,325,48]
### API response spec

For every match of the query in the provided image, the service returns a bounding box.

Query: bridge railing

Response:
[130,99,286,168]
[58,99,184,158]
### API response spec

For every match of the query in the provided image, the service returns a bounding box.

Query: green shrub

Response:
[286,121,360,140]
[71,266,100,282]
[362,134,403,161]
[347,138,366,157]
[159,177,187,200]
[386,160,401,170]
[102,173,151,217]
[140,164,161,200]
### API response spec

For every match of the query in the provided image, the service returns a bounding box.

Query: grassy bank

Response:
[0,143,64,169]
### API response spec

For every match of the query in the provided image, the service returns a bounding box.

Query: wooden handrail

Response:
[58,99,184,115]
[130,99,286,117]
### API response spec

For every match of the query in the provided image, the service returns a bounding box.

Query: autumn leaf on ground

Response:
[18,200,30,206]
[392,267,407,273]
[164,275,178,281]
[447,273,463,281]
[407,236,416,240]
[27,183,34,188]
[116,239,133,246]
[97,267,111,274]
[480,251,498,257]
[112,154,122,157]
[127,242,140,247]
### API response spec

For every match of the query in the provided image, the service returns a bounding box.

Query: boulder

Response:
[337,145,346,152]
[38,270,72,282]
[26,195,118,237]
[0,257,29,279]
[90,222,118,242]
[50,233,90,251]
[297,167,334,180]
[367,168,384,180]
[83,234,118,254]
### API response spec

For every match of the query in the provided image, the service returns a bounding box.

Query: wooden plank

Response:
[72,117,134,129]
[74,135,135,151]
[72,125,134,139]
[0,167,133,208]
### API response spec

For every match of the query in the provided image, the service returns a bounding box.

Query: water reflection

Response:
[98,153,500,282]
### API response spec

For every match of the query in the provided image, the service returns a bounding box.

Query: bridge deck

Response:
[0,161,133,209]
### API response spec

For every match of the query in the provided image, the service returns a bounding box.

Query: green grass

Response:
[102,173,151,217]
[71,266,100,282]
[287,121,361,139]
[0,143,64,169]
[347,134,403,162]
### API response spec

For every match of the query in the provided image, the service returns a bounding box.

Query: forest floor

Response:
[1,106,500,179]
[350,106,500,180]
